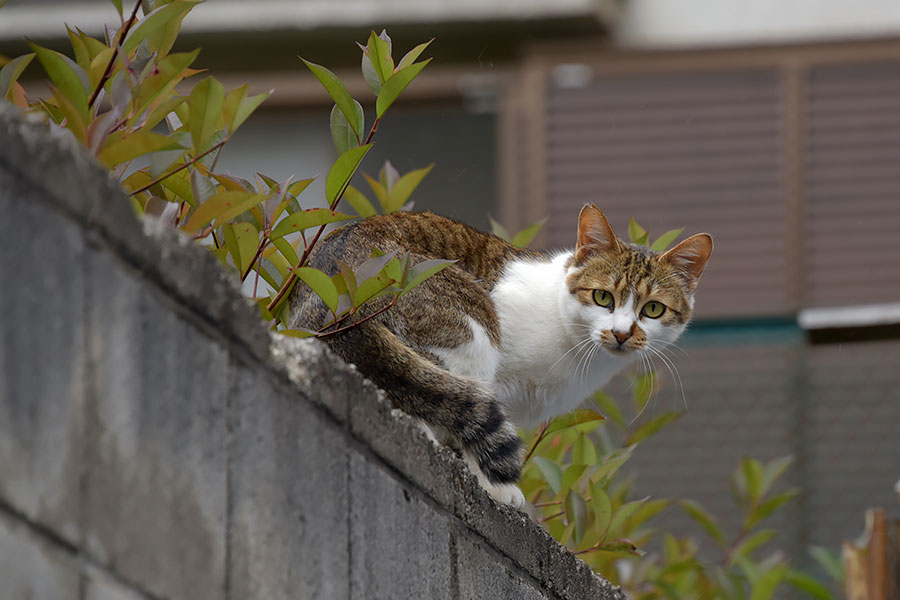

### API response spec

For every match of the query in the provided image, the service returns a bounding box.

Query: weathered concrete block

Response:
[347,365,462,510]
[0,510,79,600]
[455,532,551,600]
[350,452,453,599]
[82,564,150,600]
[269,335,358,423]
[82,247,229,600]
[228,360,350,600]
[0,169,85,545]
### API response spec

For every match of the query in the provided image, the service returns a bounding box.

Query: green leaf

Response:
[360,48,382,95]
[626,411,683,445]
[189,77,225,154]
[591,453,630,483]
[809,546,844,583]
[66,27,90,72]
[560,464,587,495]
[741,457,765,505]
[376,58,431,118]
[326,144,373,205]
[511,220,545,248]
[355,249,399,284]
[343,185,378,218]
[222,83,271,135]
[97,131,183,169]
[595,539,642,555]
[110,0,123,17]
[651,227,685,252]
[30,44,89,121]
[680,499,726,545]
[279,328,317,339]
[628,217,648,245]
[228,222,259,274]
[301,58,362,138]
[270,208,354,240]
[572,433,598,465]
[293,267,340,314]
[608,497,649,537]
[564,490,590,543]
[387,164,433,212]
[632,371,655,413]
[398,39,433,70]
[183,191,265,233]
[749,565,788,600]
[400,258,455,294]
[122,1,199,55]
[367,30,394,83]
[729,529,777,566]
[533,456,563,494]
[745,490,800,530]
[545,409,606,437]
[50,85,87,143]
[489,216,511,242]
[271,237,299,267]
[590,483,612,538]
[785,570,834,600]
[592,391,626,430]
[330,101,363,154]
[0,53,34,100]
[364,173,391,212]
[761,455,794,498]
[132,50,200,119]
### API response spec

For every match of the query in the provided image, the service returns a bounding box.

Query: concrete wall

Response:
[0,105,622,599]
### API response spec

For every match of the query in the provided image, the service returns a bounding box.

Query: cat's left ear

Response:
[576,204,620,263]
[660,233,713,290]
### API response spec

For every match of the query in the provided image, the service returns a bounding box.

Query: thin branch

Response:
[88,0,141,109]
[241,239,267,282]
[523,421,551,465]
[129,139,228,196]
[315,297,397,339]
[539,509,565,523]
[267,115,382,314]
[363,117,381,145]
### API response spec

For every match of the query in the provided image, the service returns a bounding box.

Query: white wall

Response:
[615,0,900,48]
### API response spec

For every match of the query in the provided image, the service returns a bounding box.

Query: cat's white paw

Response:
[482,481,526,509]
[463,451,526,509]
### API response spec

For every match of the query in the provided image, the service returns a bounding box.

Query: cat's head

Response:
[562,204,712,356]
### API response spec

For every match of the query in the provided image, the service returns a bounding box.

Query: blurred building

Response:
[4,0,899,583]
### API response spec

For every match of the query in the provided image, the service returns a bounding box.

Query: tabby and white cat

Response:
[289,205,712,508]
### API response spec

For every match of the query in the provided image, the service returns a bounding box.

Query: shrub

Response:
[1,3,841,597]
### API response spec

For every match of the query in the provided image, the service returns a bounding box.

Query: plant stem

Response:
[523,421,551,465]
[88,0,141,109]
[363,117,381,145]
[315,296,397,339]
[129,139,228,196]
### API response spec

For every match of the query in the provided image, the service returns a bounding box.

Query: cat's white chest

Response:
[490,254,637,428]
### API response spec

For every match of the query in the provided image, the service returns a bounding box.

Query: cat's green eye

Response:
[642,301,666,319]
[593,290,614,308]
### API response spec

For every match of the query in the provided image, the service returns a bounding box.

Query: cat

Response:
[288,205,712,508]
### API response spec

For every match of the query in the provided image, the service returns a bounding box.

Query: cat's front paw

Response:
[483,481,526,509]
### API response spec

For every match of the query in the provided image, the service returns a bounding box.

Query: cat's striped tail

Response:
[324,321,523,490]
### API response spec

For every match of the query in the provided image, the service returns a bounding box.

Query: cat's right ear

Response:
[576,204,620,263]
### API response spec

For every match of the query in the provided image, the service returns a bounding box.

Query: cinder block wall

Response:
[0,105,623,600]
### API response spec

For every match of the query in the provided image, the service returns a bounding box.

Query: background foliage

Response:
[0,2,842,598]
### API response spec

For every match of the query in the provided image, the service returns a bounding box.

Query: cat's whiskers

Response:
[645,341,687,412]
[629,351,656,425]
[578,341,601,387]
[539,335,594,385]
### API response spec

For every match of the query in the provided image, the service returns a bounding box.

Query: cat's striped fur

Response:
[288,206,712,507]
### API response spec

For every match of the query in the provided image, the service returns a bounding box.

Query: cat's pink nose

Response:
[613,330,631,345]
